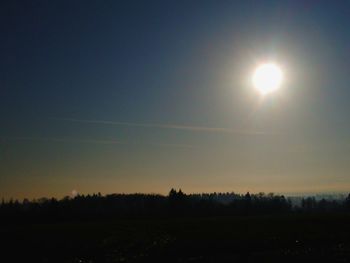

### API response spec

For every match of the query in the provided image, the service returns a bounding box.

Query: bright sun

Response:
[252,63,283,95]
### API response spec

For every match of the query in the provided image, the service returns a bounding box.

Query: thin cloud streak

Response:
[1,136,124,145]
[0,136,195,149]
[52,118,272,135]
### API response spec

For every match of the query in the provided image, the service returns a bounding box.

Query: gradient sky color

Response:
[2,0,350,199]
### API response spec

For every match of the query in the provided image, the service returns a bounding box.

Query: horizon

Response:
[2,188,349,202]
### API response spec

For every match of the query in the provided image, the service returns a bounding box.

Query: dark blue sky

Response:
[1,0,350,199]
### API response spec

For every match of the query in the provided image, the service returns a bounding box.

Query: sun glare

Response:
[253,63,283,95]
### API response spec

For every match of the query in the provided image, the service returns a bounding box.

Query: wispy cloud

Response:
[52,117,270,135]
[0,136,124,145]
[0,136,195,149]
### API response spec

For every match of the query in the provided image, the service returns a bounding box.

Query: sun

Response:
[252,63,283,95]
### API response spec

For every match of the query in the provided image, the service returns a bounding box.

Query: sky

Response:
[1,0,350,199]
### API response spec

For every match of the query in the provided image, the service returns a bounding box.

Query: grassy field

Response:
[2,214,350,262]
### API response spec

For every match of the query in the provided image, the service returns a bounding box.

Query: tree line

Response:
[1,189,350,222]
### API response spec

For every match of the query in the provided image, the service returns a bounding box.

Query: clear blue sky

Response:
[1,0,350,199]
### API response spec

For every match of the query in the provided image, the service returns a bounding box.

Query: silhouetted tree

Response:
[0,190,348,223]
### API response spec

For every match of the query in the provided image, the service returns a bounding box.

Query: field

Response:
[2,214,350,262]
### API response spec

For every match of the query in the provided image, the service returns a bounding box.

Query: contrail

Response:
[0,136,124,145]
[0,136,196,149]
[52,117,270,135]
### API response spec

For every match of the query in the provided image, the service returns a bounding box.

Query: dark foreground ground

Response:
[2,214,350,262]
